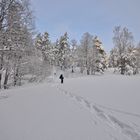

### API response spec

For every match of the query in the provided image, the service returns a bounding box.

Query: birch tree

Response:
[0,0,34,89]
[112,26,135,75]
[80,32,93,74]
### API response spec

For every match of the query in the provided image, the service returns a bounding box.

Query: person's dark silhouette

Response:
[59,74,64,84]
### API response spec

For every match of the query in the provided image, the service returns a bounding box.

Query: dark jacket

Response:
[59,74,64,80]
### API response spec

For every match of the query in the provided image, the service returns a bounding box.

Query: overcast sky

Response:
[31,0,140,52]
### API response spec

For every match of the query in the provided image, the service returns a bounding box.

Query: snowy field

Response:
[0,71,140,140]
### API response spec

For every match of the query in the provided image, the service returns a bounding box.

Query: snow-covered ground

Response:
[0,71,140,140]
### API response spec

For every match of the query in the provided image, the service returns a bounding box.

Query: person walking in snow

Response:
[59,74,64,84]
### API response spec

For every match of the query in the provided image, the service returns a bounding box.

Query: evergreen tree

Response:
[58,32,70,70]
[91,36,107,74]
[35,32,52,79]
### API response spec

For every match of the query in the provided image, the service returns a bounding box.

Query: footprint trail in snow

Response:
[57,86,140,140]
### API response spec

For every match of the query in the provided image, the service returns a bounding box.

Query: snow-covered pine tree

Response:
[135,43,140,73]
[91,36,107,74]
[35,32,52,79]
[51,39,59,67]
[58,32,70,70]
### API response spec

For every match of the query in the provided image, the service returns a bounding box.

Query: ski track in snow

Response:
[96,104,140,119]
[57,85,140,140]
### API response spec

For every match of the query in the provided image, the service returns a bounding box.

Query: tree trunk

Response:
[14,68,18,86]
[0,53,4,89]
[71,66,74,73]
[4,69,9,89]
[87,69,90,75]
[0,73,2,89]
[120,58,125,75]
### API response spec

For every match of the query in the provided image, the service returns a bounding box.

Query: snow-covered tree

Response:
[91,36,107,74]
[80,32,93,74]
[58,32,70,70]
[35,32,53,79]
[78,33,107,75]
[0,0,16,88]
[36,32,51,62]
[134,43,140,73]
[111,26,137,75]
[69,39,78,73]
[0,0,34,89]
[109,47,118,68]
